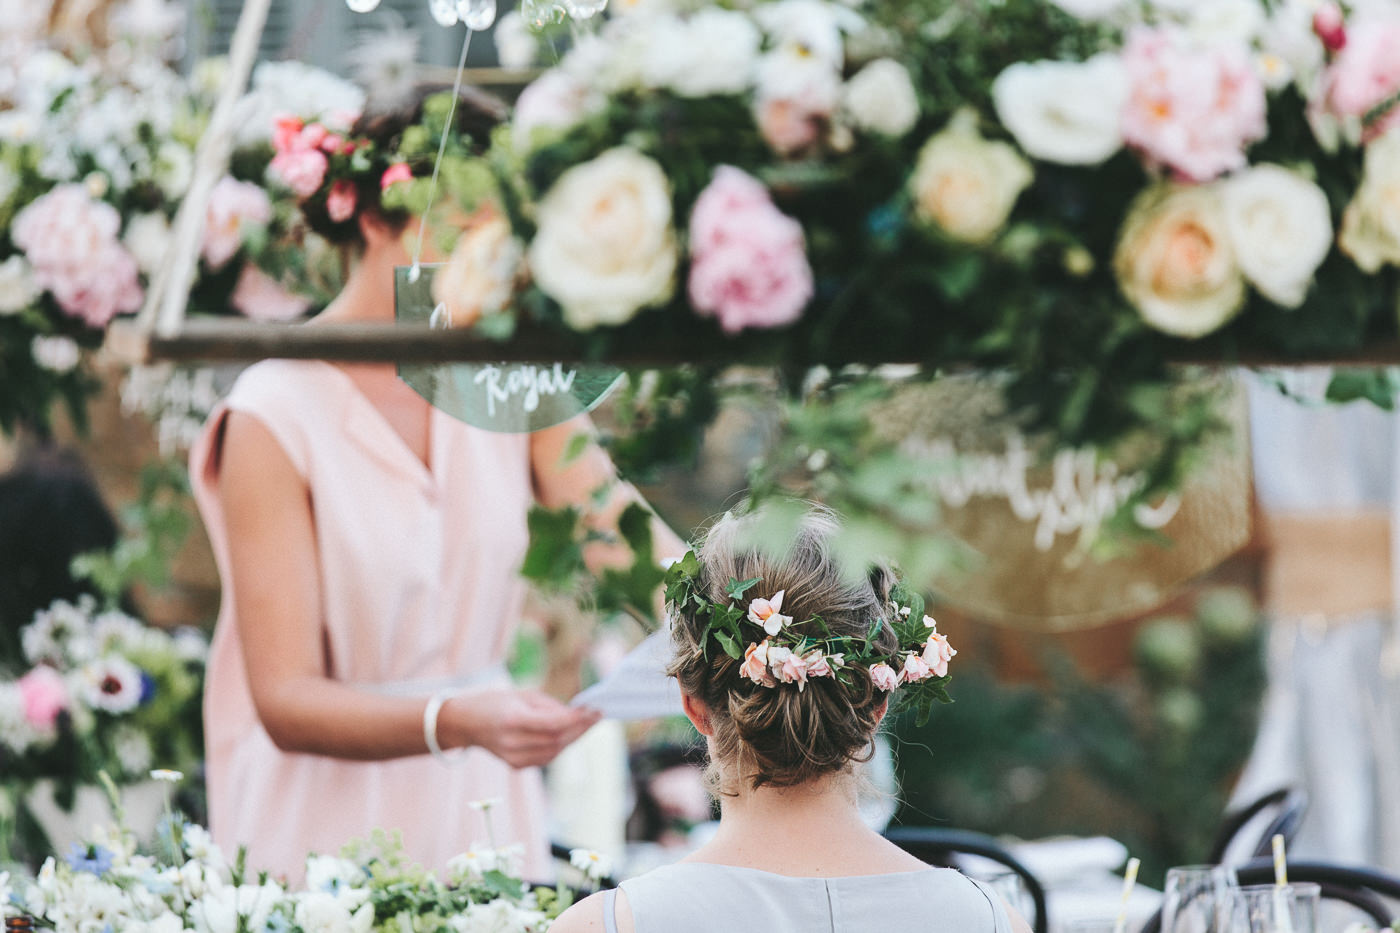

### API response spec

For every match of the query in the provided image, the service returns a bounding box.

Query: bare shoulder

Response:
[550,888,634,933]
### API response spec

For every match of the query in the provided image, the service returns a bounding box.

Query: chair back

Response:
[1208,787,1308,865]
[883,826,1049,933]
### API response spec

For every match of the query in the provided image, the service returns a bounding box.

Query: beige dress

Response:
[191,359,549,882]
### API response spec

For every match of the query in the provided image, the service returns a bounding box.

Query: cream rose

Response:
[992,55,1128,165]
[430,211,524,329]
[1222,164,1333,307]
[1114,183,1246,338]
[1339,128,1400,273]
[910,110,1034,244]
[843,59,920,138]
[528,148,678,330]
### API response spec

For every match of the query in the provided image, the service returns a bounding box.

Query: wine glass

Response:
[1161,864,1236,933]
[1221,883,1320,933]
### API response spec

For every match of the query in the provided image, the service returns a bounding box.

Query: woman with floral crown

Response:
[553,506,1030,933]
[190,85,684,882]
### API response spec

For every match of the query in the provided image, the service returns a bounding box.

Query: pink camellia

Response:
[922,630,957,679]
[18,665,68,730]
[1314,3,1347,52]
[688,166,814,334]
[231,265,312,322]
[269,148,329,200]
[1120,28,1267,182]
[741,639,777,687]
[381,162,413,192]
[900,652,934,684]
[12,185,143,327]
[326,180,358,224]
[1321,12,1400,140]
[747,589,791,636]
[203,176,272,270]
[869,662,900,692]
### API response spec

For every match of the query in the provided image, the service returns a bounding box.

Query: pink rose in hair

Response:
[272,115,304,153]
[1314,3,1347,52]
[774,648,808,689]
[203,176,272,270]
[741,640,777,687]
[803,650,833,679]
[12,185,143,327]
[1320,12,1400,140]
[19,665,68,730]
[269,148,329,200]
[900,652,934,684]
[688,166,813,334]
[381,162,413,191]
[747,589,792,637]
[870,662,900,692]
[1120,27,1266,182]
[319,133,345,154]
[231,265,312,321]
[326,180,358,224]
[922,630,956,678]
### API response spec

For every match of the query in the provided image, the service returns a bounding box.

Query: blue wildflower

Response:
[138,671,157,705]
[66,843,114,876]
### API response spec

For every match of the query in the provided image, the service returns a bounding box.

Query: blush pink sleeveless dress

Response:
[190,359,550,883]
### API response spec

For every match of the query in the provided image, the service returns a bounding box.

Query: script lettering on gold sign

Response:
[472,363,579,417]
[902,433,1181,551]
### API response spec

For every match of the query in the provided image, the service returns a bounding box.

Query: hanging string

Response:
[408,26,476,283]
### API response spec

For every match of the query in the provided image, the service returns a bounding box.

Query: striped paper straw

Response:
[1112,857,1141,933]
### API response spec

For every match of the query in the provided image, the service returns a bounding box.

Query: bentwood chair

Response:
[1207,786,1309,866]
[1138,859,1400,933]
[883,826,1050,933]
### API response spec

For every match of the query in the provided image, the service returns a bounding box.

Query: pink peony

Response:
[381,162,413,192]
[1321,12,1400,140]
[12,185,143,327]
[870,662,900,692]
[899,652,934,684]
[203,176,272,270]
[921,630,957,678]
[231,265,312,321]
[741,640,777,687]
[18,665,68,730]
[688,166,813,334]
[326,180,358,223]
[1120,28,1267,182]
[269,148,328,199]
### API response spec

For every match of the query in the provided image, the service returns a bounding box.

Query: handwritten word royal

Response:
[472,363,577,417]
[902,433,1181,552]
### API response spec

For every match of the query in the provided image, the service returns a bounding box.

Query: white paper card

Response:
[571,630,684,721]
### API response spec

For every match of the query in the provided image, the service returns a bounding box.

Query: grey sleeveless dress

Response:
[601,863,1013,933]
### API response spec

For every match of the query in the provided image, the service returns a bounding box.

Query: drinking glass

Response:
[1161,864,1236,933]
[1221,883,1320,933]
[984,870,1035,927]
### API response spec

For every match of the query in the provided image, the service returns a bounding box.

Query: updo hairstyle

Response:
[300,83,508,247]
[667,508,900,793]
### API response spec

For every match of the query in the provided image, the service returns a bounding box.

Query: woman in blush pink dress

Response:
[190,88,683,882]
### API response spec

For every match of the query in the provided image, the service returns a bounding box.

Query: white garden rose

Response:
[0,255,40,314]
[1115,183,1246,338]
[1188,0,1266,45]
[1339,129,1400,273]
[843,59,919,137]
[1222,164,1332,307]
[992,54,1128,165]
[494,11,538,70]
[31,335,81,373]
[642,10,761,97]
[528,147,678,329]
[753,0,854,69]
[910,110,1034,244]
[123,211,172,276]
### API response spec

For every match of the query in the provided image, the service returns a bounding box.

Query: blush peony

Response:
[203,176,273,270]
[231,265,312,321]
[688,167,813,334]
[1120,27,1267,182]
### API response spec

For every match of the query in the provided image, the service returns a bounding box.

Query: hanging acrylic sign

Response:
[394,263,622,433]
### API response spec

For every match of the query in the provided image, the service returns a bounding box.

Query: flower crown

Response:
[268,112,415,225]
[664,551,955,725]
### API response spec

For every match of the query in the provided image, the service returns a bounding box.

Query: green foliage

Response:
[71,459,192,607]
